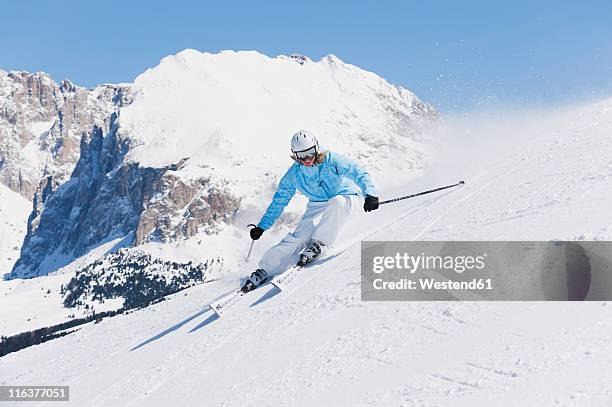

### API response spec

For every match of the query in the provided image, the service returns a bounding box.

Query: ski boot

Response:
[241,269,269,293]
[298,239,326,267]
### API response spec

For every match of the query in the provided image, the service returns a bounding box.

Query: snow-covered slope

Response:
[1,98,611,405]
[0,236,130,337]
[0,184,30,274]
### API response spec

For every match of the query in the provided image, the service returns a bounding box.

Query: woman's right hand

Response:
[250,226,265,240]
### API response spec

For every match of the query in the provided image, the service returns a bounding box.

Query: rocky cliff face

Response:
[135,172,240,245]
[0,70,131,200]
[9,113,241,279]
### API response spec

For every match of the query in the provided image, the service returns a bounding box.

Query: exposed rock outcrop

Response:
[135,173,240,244]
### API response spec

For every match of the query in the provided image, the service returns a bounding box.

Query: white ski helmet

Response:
[291,130,319,158]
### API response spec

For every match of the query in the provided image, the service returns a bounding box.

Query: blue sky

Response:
[1,0,611,112]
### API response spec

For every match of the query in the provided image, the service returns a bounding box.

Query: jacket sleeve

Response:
[330,152,377,197]
[257,166,297,230]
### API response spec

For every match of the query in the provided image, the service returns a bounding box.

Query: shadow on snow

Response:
[249,286,281,307]
[131,307,211,350]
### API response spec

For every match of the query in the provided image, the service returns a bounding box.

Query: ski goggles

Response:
[293,146,317,160]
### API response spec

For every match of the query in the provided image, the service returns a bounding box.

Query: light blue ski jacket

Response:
[257,152,377,230]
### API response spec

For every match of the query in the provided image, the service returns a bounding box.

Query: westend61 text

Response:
[372,278,493,291]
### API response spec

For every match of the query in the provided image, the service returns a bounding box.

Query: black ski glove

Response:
[364,195,379,212]
[250,226,265,240]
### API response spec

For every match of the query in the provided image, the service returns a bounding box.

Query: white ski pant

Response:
[259,194,359,276]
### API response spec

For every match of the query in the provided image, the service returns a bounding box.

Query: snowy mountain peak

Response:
[122,48,436,171]
[323,53,342,63]
[59,78,77,92]
[4,70,56,87]
[285,54,312,65]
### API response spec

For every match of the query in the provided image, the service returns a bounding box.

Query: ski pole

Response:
[244,224,257,261]
[379,180,465,205]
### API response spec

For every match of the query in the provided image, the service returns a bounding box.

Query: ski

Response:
[271,264,304,291]
[208,278,271,317]
[208,289,244,317]
[209,258,310,316]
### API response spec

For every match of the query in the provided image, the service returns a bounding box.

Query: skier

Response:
[243,130,379,291]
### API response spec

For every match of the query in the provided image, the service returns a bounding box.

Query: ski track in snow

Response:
[2,100,612,406]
